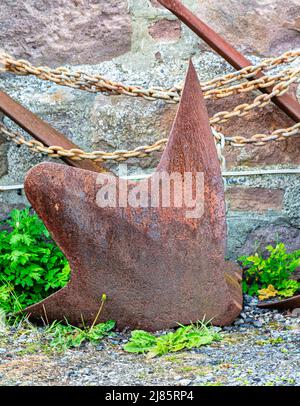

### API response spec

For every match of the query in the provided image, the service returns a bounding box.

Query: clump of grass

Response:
[45,293,115,352]
[46,319,115,352]
[1,294,116,354]
[124,320,222,357]
[0,279,24,314]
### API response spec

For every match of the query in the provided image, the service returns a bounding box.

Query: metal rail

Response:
[2,168,299,191]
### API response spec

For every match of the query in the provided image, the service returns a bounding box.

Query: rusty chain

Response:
[0,50,299,163]
[1,121,299,163]
[0,50,299,102]
[210,69,300,124]
[0,51,299,127]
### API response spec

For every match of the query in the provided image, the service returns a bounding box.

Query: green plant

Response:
[0,208,70,313]
[46,294,115,352]
[124,320,222,357]
[239,243,300,299]
[0,281,23,313]
[46,319,115,352]
[255,337,284,346]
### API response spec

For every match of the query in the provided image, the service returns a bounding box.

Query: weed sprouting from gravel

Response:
[124,320,222,357]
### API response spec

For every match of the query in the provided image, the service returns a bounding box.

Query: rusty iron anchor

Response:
[23,61,242,330]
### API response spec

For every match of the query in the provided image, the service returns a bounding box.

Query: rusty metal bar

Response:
[158,0,300,123]
[0,90,106,173]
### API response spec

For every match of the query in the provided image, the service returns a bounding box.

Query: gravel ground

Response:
[0,295,299,386]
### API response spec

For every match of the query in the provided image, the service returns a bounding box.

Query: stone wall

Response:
[0,0,300,258]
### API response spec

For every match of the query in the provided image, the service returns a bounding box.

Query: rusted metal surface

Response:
[158,0,300,123]
[23,61,242,330]
[0,90,106,173]
[258,295,300,311]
